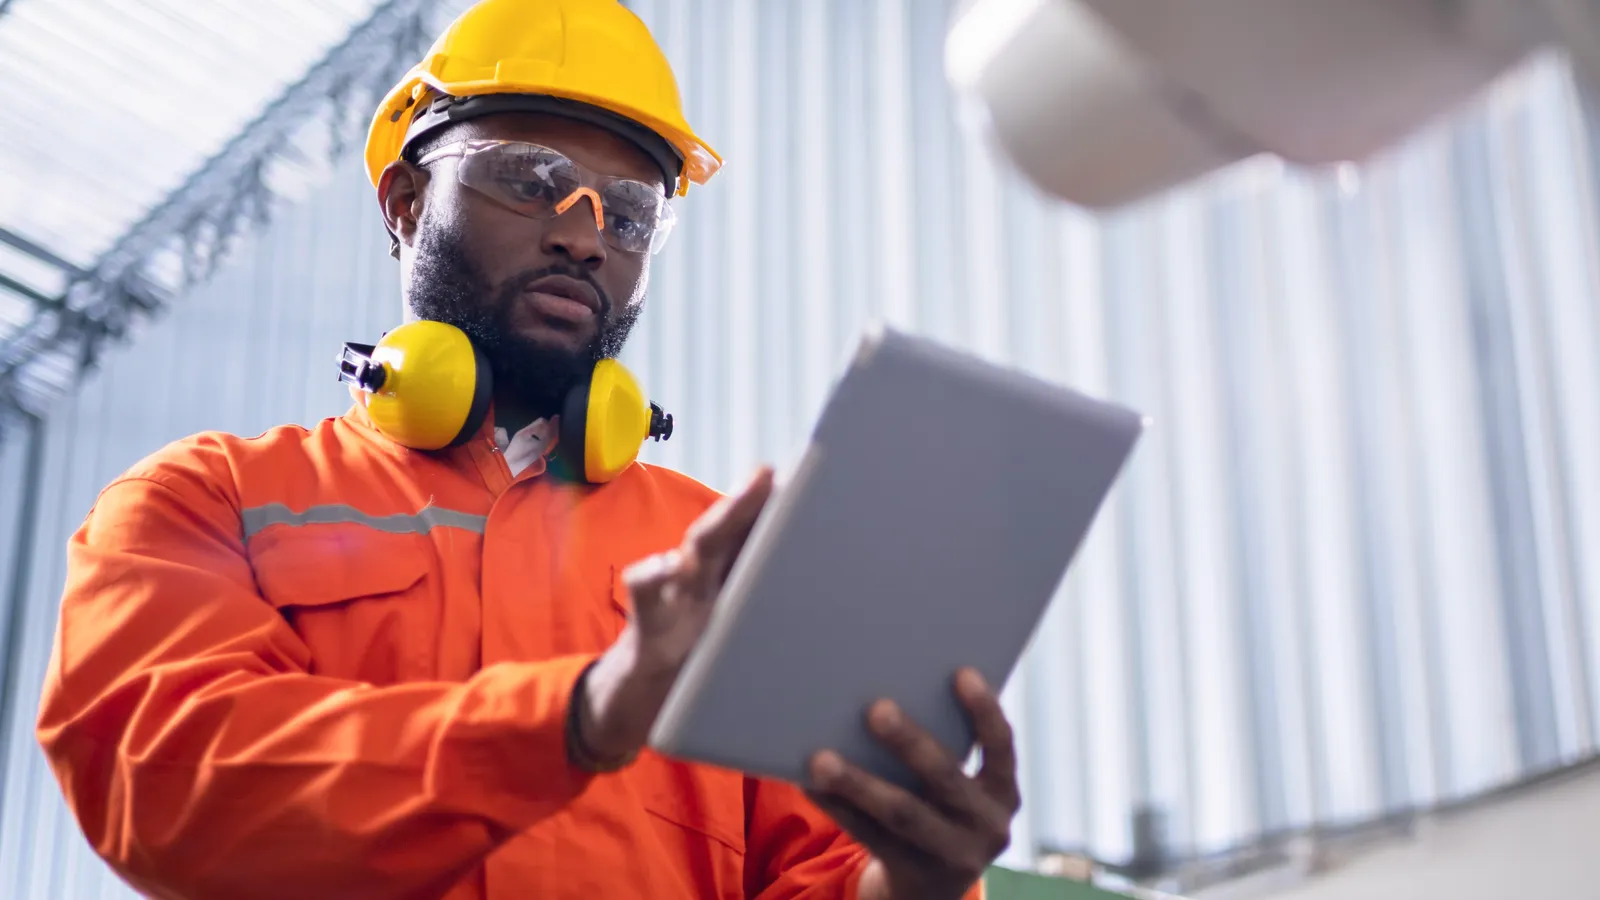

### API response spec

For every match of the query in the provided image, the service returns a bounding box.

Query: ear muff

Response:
[338,322,672,481]
[338,320,491,451]
[557,358,674,484]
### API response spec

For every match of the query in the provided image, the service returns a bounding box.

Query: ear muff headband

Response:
[338,321,670,481]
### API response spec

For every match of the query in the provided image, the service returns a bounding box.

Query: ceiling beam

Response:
[0,0,437,431]
[0,225,84,278]
[84,0,432,286]
[0,270,58,308]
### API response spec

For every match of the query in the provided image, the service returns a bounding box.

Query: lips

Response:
[525,274,601,316]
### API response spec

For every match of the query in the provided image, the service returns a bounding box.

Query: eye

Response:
[604,181,661,235]
[497,174,561,205]
[478,148,578,209]
[605,206,644,232]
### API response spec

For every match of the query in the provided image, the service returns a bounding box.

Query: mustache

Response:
[500,264,613,320]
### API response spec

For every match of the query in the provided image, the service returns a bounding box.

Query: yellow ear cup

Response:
[338,320,491,450]
[557,359,672,483]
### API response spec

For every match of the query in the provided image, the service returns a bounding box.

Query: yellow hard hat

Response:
[364,0,720,197]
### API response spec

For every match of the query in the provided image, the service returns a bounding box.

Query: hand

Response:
[576,467,775,766]
[807,669,1020,900]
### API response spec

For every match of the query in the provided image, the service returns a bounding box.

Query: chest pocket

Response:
[630,751,748,897]
[250,527,438,684]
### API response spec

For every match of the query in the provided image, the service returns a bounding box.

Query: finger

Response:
[808,750,970,863]
[805,790,928,872]
[685,466,773,551]
[621,552,668,601]
[865,699,993,821]
[624,468,774,628]
[682,467,773,581]
[957,669,1020,812]
[621,550,684,627]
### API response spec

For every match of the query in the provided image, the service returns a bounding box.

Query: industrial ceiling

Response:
[0,0,454,440]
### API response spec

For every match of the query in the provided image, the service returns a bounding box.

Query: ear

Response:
[378,160,430,254]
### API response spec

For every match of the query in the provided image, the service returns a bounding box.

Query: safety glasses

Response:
[417,139,677,255]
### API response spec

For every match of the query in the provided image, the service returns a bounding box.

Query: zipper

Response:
[470,435,514,494]
[490,437,514,477]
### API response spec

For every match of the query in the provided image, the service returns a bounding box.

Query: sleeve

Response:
[35,471,596,900]
[742,778,987,900]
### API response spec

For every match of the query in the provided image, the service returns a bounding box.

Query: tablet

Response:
[648,324,1145,789]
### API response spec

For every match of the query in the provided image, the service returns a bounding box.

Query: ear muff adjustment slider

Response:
[649,403,673,442]
[338,349,390,393]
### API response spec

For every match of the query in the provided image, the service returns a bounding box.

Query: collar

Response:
[494,417,560,478]
[343,391,561,478]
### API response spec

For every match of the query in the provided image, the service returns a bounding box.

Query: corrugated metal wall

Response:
[3,0,1600,895]
[0,165,406,898]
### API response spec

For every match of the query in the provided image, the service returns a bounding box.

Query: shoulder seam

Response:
[98,464,243,520]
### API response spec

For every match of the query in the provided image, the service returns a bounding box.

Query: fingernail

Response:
[963,669,990,694]
[812,751,844,786]
[871,700,901,732]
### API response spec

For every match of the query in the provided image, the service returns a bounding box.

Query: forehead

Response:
[457,112,665,187]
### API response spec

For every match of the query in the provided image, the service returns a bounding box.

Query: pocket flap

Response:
[611,565,632,618]
[632,751,747,854]
[250,528,429,610]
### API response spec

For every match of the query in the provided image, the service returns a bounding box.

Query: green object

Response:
[983,866,1149,900]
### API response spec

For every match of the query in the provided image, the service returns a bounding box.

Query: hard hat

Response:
[364,0,720,197]
[337,321,673,483]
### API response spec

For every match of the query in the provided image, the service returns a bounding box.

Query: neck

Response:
[492,387,564,437]
[492,392,538,437]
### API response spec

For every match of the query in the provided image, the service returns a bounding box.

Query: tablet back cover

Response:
[650,326,1144,788]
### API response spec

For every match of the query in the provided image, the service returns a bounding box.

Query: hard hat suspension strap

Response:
[403,93,685,196]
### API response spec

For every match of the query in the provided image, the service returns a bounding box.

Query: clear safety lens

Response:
[445,141,676,255]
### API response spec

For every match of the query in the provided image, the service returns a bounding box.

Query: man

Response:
[36,1,1019,897]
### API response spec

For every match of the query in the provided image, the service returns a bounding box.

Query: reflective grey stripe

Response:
[241,503,488,539]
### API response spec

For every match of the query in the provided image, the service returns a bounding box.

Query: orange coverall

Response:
[37,404,937,899]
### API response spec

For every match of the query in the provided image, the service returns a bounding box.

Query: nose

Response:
[542,187,607,267]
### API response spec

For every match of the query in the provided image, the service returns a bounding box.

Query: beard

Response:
[406,220,642,420]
